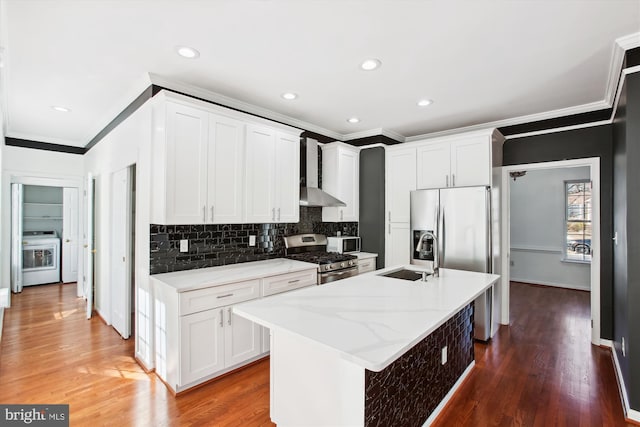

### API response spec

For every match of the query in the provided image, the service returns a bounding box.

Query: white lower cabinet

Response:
[357,255,377,274]
[151,264,317,393]
[386,223,411,267]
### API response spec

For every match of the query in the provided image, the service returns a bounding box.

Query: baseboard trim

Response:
[611,344,640,423]
[510,278,590,292]
[424,361,476,426]
[600,339,613,348]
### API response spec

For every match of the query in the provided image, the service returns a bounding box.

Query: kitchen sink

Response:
[378,268,432,281]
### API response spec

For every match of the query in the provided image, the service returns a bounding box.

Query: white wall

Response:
[83,100,152,367]
[509,166,591,290]
[1,146,84,294]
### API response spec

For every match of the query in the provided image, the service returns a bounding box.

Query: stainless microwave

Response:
[327,236,361,254]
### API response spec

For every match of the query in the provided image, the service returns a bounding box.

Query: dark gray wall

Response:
[613,71,640,410]
[359,147,385,269]
[503,125,614,340]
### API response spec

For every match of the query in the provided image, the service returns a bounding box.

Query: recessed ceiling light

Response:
[417,99,434,107]
[347,117,360,124]
[176,46,200,59]
[361,59,382,71]
[281,92,298,100]
[51,106,71,113]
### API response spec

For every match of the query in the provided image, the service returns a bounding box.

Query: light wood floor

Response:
[0,282,632,426]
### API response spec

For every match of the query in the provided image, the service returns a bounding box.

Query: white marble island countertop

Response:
[234,266,499,371]
[151,258,318,292]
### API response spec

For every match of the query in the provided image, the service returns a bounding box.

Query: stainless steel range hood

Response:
[299,138,346,207]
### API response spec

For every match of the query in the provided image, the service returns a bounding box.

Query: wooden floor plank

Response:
[0,281,632,426]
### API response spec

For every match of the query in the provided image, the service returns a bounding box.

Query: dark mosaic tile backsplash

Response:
[150,207,358,274]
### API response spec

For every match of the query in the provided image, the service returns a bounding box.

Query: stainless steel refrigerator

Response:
[410,186,493,341]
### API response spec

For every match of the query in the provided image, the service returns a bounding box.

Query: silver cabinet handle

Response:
[388,211,391,222]
[203,206,206,222]
[452,174,456,187]
[210,206,214,222]
[227,307,232,326]
[340,210,344,221]
[219,309,223,327]
[388,223,391,234]
[362,262,370,267]
[216,293,234,299]
[288,279,300,284]
[446,175,449,187]
[277,207,281,221]
[272,208,275,221]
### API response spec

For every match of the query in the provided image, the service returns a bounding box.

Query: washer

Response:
[22,231,61,286]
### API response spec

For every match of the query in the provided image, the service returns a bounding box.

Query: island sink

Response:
[378,268,432,281]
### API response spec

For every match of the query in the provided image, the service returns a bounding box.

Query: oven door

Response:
[319,266,359,284]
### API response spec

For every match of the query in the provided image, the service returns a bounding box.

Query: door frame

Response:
[500,157,601,345]
[2,172,85,303]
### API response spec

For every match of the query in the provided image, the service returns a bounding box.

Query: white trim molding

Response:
[611,344,640,423]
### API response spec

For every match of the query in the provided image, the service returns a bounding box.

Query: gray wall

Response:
[510,167,591,290]
[503,125,614,339]
[613,71,640,410]
[359,147,385,269]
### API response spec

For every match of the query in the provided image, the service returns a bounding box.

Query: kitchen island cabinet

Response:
[235,267,499,426]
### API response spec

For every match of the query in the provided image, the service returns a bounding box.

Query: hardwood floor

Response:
[432,282,632,427]
[0,281,631,426]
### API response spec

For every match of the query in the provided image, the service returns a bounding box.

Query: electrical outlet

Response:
[180,239,188,253]
[441,346,448,365]
[249,235,256,247]
[622,337,626,357]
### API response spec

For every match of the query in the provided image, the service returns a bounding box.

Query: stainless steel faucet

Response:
[416,231,439,277]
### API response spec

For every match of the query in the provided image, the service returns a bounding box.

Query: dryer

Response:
[22,231,61,286]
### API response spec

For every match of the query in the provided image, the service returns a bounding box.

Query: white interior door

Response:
[11,183,24,293]
[85,174,95,319]
[111,167,131,339]
[62,188,79,283]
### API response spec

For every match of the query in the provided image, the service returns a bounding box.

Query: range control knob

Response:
[348,260,353,266]
[341,262,345,268]
[325,265,331,271]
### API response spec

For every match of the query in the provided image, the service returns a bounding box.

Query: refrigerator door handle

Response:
[486,186,493,274]
[439,202,445,267]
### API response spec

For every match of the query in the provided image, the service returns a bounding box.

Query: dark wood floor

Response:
[0,282,631,426]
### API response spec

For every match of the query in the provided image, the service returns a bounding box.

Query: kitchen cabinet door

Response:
[208,115,245,223]
[245,125,277,223]
[416,141,449,190]
[322,143,360,222]
[164,102,209,224]
[450,137,491,187]
[385,223,411,268]
[386,147,417,223]
[274,132,300,223]
[224,306,262,368]
[180,308,225,386]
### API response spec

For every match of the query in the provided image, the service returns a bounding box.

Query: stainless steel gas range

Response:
[283,234,359,284]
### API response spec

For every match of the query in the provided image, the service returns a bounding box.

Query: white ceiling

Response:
[1,0,639,148]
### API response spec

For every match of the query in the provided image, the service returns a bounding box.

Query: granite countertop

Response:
[234,266,499,371]
[151,258,319,292]
[353,252,378,259]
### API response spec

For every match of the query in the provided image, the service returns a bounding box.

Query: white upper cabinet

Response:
[386,146,417,223]
[274,132,301,223]
[245,125,277,223]
[416,134,492,189]
[245,125,300,223]
[322,142,360,222]
[159,101,209,224]
[207,115,245,223]
[151,92,301,225]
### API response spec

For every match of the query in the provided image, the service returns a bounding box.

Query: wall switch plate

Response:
[180,239,188,253]
[441,346,448,365]
[249,235,256,247]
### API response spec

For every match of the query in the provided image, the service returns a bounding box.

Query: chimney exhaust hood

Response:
[299,138,346,207]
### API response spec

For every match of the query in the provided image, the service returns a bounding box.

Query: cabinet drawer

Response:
[180,279,260,315]
[358,259,376,274]
[261,269,317,297]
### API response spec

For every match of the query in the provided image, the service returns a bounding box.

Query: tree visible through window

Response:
[565,180,592,262]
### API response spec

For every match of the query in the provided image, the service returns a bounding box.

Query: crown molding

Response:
[604,32,640,108]
[503,120,611,140]
[4,130,85,148]
[342,127,405,143]
[149,73,343,141]
[616,32,640,51]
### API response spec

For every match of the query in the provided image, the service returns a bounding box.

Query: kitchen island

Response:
[234,266,500,426]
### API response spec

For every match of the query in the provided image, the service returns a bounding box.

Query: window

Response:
[565,180,592,262]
